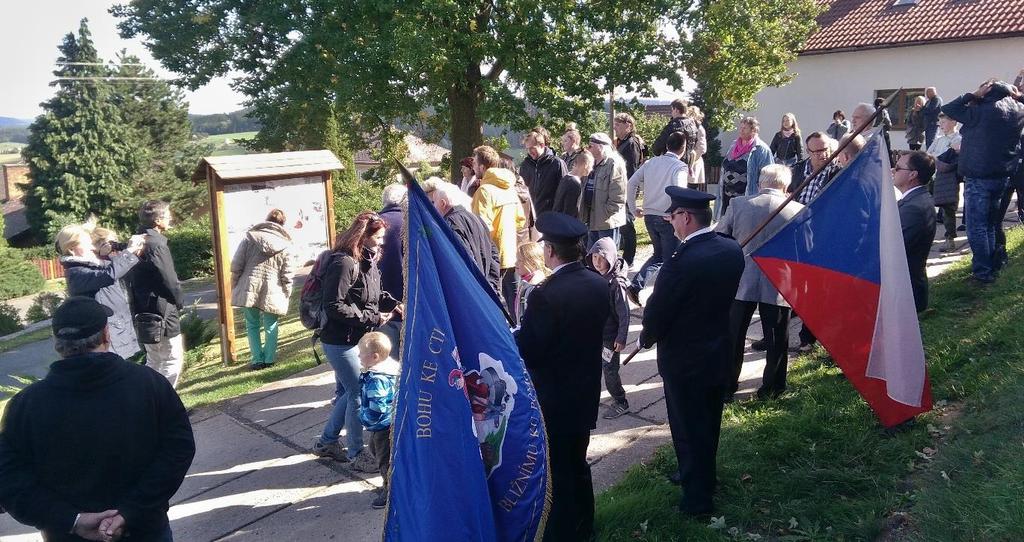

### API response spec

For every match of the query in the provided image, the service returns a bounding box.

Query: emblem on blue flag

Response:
[384,179,550,541]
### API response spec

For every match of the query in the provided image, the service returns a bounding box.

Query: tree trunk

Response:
[448,77,484,183]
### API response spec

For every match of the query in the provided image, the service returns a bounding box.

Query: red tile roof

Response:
[802,0,1024,54]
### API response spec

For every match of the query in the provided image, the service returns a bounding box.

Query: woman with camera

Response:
[56,223,146,359]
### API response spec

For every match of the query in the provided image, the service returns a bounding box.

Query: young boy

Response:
[356,331,400,509]
[586,237,631,419]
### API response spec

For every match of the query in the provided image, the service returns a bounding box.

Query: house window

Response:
[875,88,926,130]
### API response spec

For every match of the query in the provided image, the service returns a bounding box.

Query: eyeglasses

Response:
[807,147,829,155]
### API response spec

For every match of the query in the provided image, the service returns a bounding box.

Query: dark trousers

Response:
[621,214,637,266]
[544,431,594,542]
[631,215,678,291]
[369,428,391,492]
[994,184,1019,271]
[603,349,628,406]
[727,301,791,397]
[501,268,518,325]
[662,376,724,514]
[939,204,957,240]
[925,124,938,149]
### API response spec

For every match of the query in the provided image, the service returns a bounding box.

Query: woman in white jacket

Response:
[688,105,708,189]
[231,209,294,369]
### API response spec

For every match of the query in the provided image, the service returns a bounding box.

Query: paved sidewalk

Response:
[0,212,996,541]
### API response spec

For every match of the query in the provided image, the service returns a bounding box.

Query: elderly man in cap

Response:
[515,212,609,541]
[639,187,744,517]
[0,296,195,542]
[581,132,628,249]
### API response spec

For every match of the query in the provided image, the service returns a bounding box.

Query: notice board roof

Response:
[192,150,343,182]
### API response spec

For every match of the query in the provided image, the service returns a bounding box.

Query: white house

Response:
[726,0,1024,151]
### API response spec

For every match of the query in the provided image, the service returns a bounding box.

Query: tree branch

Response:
[486,60,504,81]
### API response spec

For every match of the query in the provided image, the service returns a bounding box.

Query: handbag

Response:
[134,303,169,345]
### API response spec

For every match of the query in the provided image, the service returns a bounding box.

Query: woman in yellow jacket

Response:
[471,145,527,322]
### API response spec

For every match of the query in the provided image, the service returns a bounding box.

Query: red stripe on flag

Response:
[754,257,932,426]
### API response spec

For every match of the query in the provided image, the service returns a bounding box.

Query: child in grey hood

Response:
[586,237,631,418]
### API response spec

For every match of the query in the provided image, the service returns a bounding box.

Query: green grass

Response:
[200,131,258,145]
[176,293,318,411]
[595,227,1024,541]
[0,328,51,355]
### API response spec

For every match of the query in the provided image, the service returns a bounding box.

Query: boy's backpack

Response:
[299,249,334,364]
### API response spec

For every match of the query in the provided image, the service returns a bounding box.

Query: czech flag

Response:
[750,135,932,427]
[385,178,550,541]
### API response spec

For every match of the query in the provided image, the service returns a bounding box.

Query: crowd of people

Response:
[4,72,1024,541]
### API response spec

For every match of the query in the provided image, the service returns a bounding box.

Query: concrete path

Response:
[0,209,1003,541]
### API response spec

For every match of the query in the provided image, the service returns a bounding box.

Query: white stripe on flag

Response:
[865,136,926,407]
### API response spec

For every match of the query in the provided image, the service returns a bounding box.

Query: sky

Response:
[0,0,245,120]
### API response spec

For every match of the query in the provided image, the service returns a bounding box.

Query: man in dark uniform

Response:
[639,187,744,517]
[515,212,610,541]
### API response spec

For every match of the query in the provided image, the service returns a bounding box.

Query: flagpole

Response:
[624,89,902,366]
[736,88,903,250]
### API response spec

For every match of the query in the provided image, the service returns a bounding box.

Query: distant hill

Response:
[0,117,31,128]
[189,109,260,136]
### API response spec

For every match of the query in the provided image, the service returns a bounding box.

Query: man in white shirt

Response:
[624,131,689,304]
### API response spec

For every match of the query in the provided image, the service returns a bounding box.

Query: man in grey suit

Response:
[716,164,805,400]
[893,151,937,312]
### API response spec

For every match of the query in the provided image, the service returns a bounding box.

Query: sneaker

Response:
[350,450,379,473]
[602,402,630,419]
[371,492,387,509]
[750,339,767,351]
[625,286,642,307]
[311,439,348,462]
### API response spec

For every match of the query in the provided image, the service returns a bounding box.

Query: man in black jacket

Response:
[515,212,609,541]
[942,80,1024,283]
[894,151,937,312]
[422,178,502,300]
[639,187,744,517]
[130,200,185,388]
[520,126,568,215]
[0,297,195,541]
[652,98,697,160]
[614,112,644,266]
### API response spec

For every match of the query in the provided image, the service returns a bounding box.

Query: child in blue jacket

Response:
[357,331,400,509]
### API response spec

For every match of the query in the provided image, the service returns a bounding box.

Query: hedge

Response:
[0,248,45,301]
[166,217,215,280]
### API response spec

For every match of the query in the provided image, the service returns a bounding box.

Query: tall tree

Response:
[110,51,210,219]
[22,19,144,237]
[114,1,819,178]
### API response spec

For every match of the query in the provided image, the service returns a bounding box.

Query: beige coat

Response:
[579,154,627,231]
[231,222,295,315]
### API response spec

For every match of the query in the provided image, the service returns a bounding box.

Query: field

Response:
[200,131,258,157]
[0,141,25,164]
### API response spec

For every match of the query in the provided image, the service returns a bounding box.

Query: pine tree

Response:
[110,51,209,220]
[22,19,144,239]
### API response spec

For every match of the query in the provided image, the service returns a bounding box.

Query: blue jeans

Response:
[631,215,679,290]
[964,177,1008,281]
[320,342,363,458]
[587,228,620,250]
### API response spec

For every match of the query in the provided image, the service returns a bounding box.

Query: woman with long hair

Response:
[770,112,803,166]
[57,223,145,359]
[906,95,927,151]
[687,105,708,187]
[230,209,294,370]
[311,211,399,472]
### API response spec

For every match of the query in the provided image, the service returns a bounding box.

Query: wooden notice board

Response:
[192,150,342,364]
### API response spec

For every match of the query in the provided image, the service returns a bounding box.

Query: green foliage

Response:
[166,218,214,280]
[21,20,205,240]
[0,302,22,336]
[13,245,57,261]
[25,292,63,323]
[685,0,823,130]
[0,248,45,301]
[180,304,218,350]
[0,210,5,248]
[333,179,385,232]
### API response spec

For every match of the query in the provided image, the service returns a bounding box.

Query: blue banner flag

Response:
[384,179,550,541]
